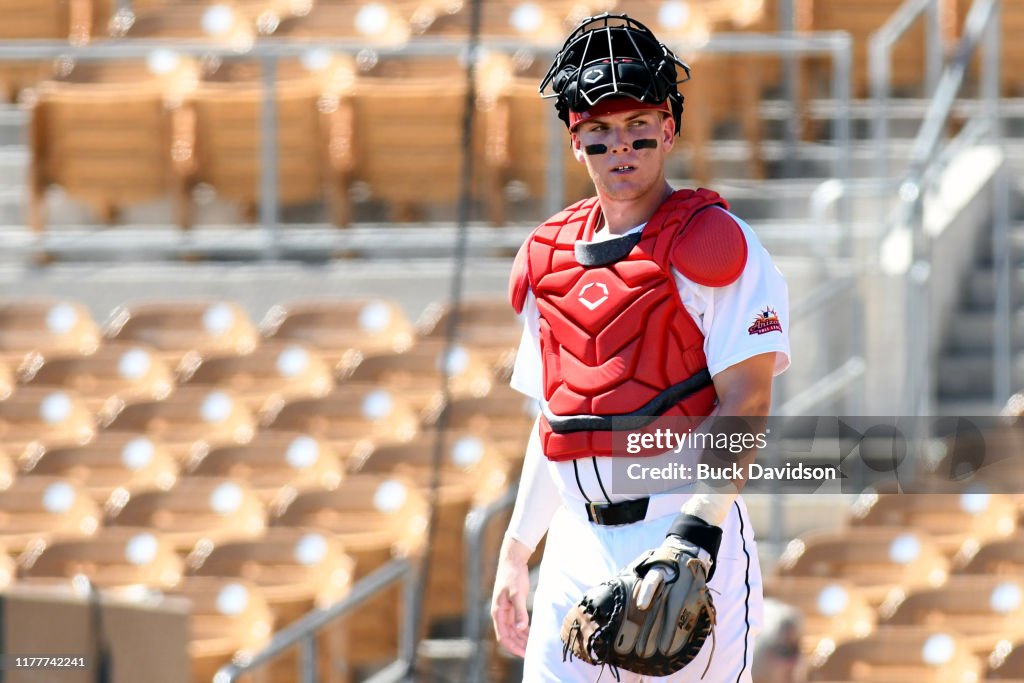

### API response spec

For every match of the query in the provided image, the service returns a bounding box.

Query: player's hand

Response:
[490,536,532,657]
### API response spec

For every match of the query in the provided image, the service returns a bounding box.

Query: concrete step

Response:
[0,145,27,186]
[945,307,1024,352]
[965,267,1024,309]
[936,352,1024,397]
[0,105,27,147]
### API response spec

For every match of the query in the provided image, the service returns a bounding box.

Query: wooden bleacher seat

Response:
[167,576,275,683]
[105,477,266,553]
[0,299,101,371]
[807,626,981,682]
[101,387,256,463]
[181,341,334,421]
[29,81,192,232]
[21,433,179,507]
[0,542,13,590]
[0,0,111,100]
[764,577,875,656]
[482,72,595,220]
[339,339,494,415]
[270,0,427,40]
[802,0,958,99]
[776,527,949,607]
[181,78,351,226]
[0,476,101,554]
[350,439,510,620]
[879,575,1024,656]
[425,383,537,454]
[0,387,96,463]
[104,300,259,376]
[849,490,1018,556]
[262,385,419,458]
[185,431,344,503]
[0,447,15,490]
[989,640,1024,680]
[20,342,175,421]
[270,474,428,667]
[17,526,183,589]
[416,296,523,372]
[420,0,581,42]
[185,527,353,683]
[955,532,1024,575]
[260,298,414,366]
[0,362,12,402]
[341,70,499,223]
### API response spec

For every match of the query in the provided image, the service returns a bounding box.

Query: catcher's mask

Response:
[539,13,691,135]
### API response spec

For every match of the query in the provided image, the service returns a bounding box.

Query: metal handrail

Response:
[463,487,517,683]
[869,0,946,185]
[884,0,1002,416]
[0,31,853,256]
[212,557,416,683]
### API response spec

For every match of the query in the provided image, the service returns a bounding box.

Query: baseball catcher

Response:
[491,12,791,683]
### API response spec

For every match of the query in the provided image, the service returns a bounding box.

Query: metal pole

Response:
[985,0,1011,406]
[869,36,891,194]
[301,634,317,683]
[260,55,280,260]
[831,36,853,245]
[924,0,942,95]
[779,0,800,178]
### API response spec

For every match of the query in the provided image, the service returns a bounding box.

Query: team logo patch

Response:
[748,307,782,335]
[578,282,609,311]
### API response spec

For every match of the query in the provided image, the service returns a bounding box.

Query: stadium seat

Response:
[185,431,344,503]
[270,474,428,666]
[181,341,333,421]
[0,362,12,401]
[17,526,183,589]
[764,577,875,656]
[21,342,175,421]
[849,490,1018,556]
[101,387,256,463]
[339,339,494,415]
[807,626,981,682]
[0,476,101,554]
[955,532,1024,575]
[0,0,110,99]
[106,477,266,553]
[425,383,537,452]
[181,78,351,226]
[185,527,354,682]
[167,576,275,683]
[0,542,13,590]
[988,639,1024,680]
[0,448,15,490]
[104,300,259,375]
[776,527,949,606]
[340,70,499,223]
[28,81,192,231]
[21,432,178,507]
[260,298,414,366]
[0,300,101,371]
[270,0,430,41]
[262,385,419,457]
[803,0,957,99]
[0,388,96,463]
[879,575,1024,656]
[416,296,523,371]
[350,439,510,620]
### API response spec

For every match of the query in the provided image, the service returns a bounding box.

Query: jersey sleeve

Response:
[509,289,545,401]
[673,208,791,378]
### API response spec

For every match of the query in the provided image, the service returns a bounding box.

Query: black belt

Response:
[585,497,650,526]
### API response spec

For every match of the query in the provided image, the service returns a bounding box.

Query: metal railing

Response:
[870,0,948,186]
[883,0,1003,417]
[212,557,417,683]
[0,31,852,257]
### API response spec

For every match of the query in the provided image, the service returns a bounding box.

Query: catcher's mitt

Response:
[560,536,717,679]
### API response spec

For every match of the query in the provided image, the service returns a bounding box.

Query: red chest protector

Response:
[509,189,748,462]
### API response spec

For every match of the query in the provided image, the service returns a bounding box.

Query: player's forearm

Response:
[505,415,560,554]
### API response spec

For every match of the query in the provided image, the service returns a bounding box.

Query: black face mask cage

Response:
[539,13,691,134]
